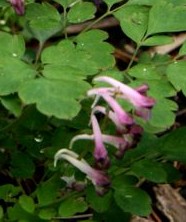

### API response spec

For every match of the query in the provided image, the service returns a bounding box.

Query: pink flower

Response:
[94,76,155,108]
[54,149,110,187]
[91,115,110,167]
[9,0,25,15]
[88,88,134,125]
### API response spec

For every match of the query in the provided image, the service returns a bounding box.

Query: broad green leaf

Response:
[142,35,173,46]
[19,195,35,213]
[0,32,25,57]
[1,95,22,117]
[38,208,56,220]
[0,57,36,96]
[67,2,96,23]
[114,186,152,216]
[18,78,90,119]
[58,197,88,217]
[0,0,9,7]
[128,64,161,80]
[114,5,149,43]
[86,187,112,213]
[166,61,186,96]
[10,151,35,178]
[131,159,167,183]
[25,3,63,42]
[147,2,186,35]
[159,127,186,163]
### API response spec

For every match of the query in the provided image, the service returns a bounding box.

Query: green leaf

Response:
[148,98,177,129]
[19,195,35,213]
[1,95,22,117]
[53,0,76,8]
[159,127,186,163]
[142,35,173,46]
[179,41,186,56]
[114,5,149,43]
[36,176,63,206]
[38,208,56,220]
[114,186,152,216]
[104,0,122,8]
[25,3,63,42]
[127,0,186,6]
[0,206,3,219]
[19,78,90,120]
[76,30,115,69]
[58,197,88,217]
[147,2,186,35]
[0,57,36,96]
[0,184,21,201]
[112,175,138,189]
[67,2,96,23]
[10,152,35,178]
[161,163,181,183]
[166,61,186,96]
[86,187,112,213]
[0,32,25,57]
[128,64,161,80]
[131,159,167,183]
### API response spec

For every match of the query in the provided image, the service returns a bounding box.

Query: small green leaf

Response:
[142,35,173,46]
[104,0,122,8]
[114,5,149,43]
[159,127,186,163]
[67,2,96,23]
[36,176,63,206]
[0,184,21,201]
[0,32,25,57]
[166,61,186,96]
[114,186,152,216]
[1,95,22,117]
[25,3,63,42]
[0,57,36,96]
[147,2,186,35]
[128,64,161,80]
[38,208,56,220]
[19,195,35,213]
[86,187,112,213]
[58,197,88,217]
[131,159,167,183]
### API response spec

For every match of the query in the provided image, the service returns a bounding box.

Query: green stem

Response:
[35,41,44,65]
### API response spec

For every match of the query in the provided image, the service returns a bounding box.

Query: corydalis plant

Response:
[55,76,155,190]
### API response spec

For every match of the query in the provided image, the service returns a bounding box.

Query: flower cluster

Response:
[54,76,155,193]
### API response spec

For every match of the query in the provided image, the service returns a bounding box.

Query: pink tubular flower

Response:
[91,115,109,167]
[94,76,155,108]
[70,133,128,152]
[88,88,134,125]
[9,0,25,15]
[92,106,126,133]
[54,149,110,187]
